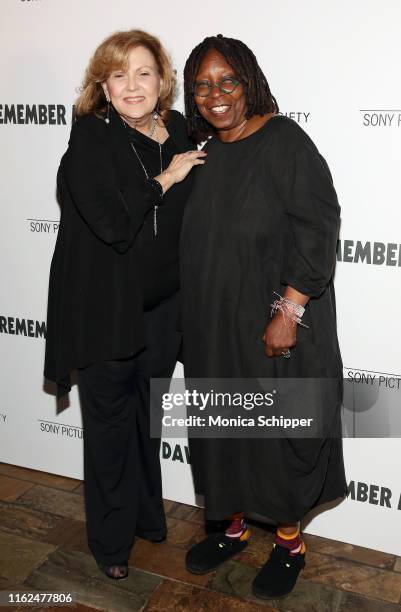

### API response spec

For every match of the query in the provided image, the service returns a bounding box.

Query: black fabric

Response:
[180,116,347,523]
[44,109,194,397]
[77,292,181,566]
[126,126,193,310]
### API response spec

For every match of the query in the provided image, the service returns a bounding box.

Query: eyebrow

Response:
[111,65,156,73]
[195,73,236,81]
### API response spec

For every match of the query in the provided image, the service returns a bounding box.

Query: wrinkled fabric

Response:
[45,110,193,397]
[181,116,347,522]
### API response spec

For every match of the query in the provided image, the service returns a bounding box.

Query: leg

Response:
[78,293,182,575]
[129,364,167,542]
[134,292,183,540]
[78,357,143,571]
[278,523,300,535]
[225,512,251,541]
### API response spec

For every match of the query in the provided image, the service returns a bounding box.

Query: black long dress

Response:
[181,116,347,523]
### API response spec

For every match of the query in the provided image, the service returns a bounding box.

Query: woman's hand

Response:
[263,312,297,358]
[156,150,207,193]
[263,286,309,357]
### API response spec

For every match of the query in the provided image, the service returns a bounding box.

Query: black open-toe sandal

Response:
[98,561,129,580]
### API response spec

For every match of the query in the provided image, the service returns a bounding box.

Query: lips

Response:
[207,104,231,115]
[123,96,145,104]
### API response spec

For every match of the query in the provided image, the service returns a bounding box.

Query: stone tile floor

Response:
[0,462,400,611]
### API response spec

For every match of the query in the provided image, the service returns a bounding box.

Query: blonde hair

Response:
[75,29,176,117]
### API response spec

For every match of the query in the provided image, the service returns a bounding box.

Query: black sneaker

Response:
[186,533,249,575]
[252,543,305,599]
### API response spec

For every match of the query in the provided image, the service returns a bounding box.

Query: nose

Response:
[209,83,223,99]
[126,75,137,91]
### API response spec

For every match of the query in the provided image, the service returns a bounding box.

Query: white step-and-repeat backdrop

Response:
[1,0,400,555]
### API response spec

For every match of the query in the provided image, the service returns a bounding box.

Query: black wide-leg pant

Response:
[77,293,181,565]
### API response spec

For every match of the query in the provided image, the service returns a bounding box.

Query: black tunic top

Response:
[181,116,347,522]
[126,127,190,310]
[44,109,194,397]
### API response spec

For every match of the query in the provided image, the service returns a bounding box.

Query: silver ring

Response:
[281,349,291,359]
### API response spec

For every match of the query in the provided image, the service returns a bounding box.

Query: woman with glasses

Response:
[180,34,346,600]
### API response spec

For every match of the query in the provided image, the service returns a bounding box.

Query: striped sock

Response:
[275,527,306,556]
[225,512,251,541]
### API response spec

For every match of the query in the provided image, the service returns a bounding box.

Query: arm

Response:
[264,128,340,357]
[61,119,156,253]
[280,140,340,298]
[62,117,206,253]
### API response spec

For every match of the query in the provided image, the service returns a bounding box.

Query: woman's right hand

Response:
[156,150,207,193]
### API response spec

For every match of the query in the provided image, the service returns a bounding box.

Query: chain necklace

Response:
[148,115,158,139]
[125,115,162,236]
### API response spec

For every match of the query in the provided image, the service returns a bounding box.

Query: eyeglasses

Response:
[193,77,240,97]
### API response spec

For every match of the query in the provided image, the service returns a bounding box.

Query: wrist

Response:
[147,177,163,203]
[156,170,174,194]
[283,287,309,308]
[270,292,309,329]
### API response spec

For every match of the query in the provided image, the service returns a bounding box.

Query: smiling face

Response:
[194,48,248,137]
[102,45,162,125]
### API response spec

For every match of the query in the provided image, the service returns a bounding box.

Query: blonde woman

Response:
[44,30,205,580]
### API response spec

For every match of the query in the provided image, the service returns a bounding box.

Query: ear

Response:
[102,83,110,102]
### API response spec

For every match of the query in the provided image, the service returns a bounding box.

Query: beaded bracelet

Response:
[270,292,309,328]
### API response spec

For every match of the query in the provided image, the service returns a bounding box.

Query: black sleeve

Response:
[167,109,196,152]
[272,125,341,298]
[60,119,156,253]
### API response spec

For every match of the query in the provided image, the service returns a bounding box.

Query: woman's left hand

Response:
[263,313,297,358]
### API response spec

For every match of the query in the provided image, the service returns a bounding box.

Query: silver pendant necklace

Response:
[126,116,162,236]
[148,116,158,140]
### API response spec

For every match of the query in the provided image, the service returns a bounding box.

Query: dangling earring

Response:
[105,100,110,124]
[103,90,111,124]
[153,97,161,120]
